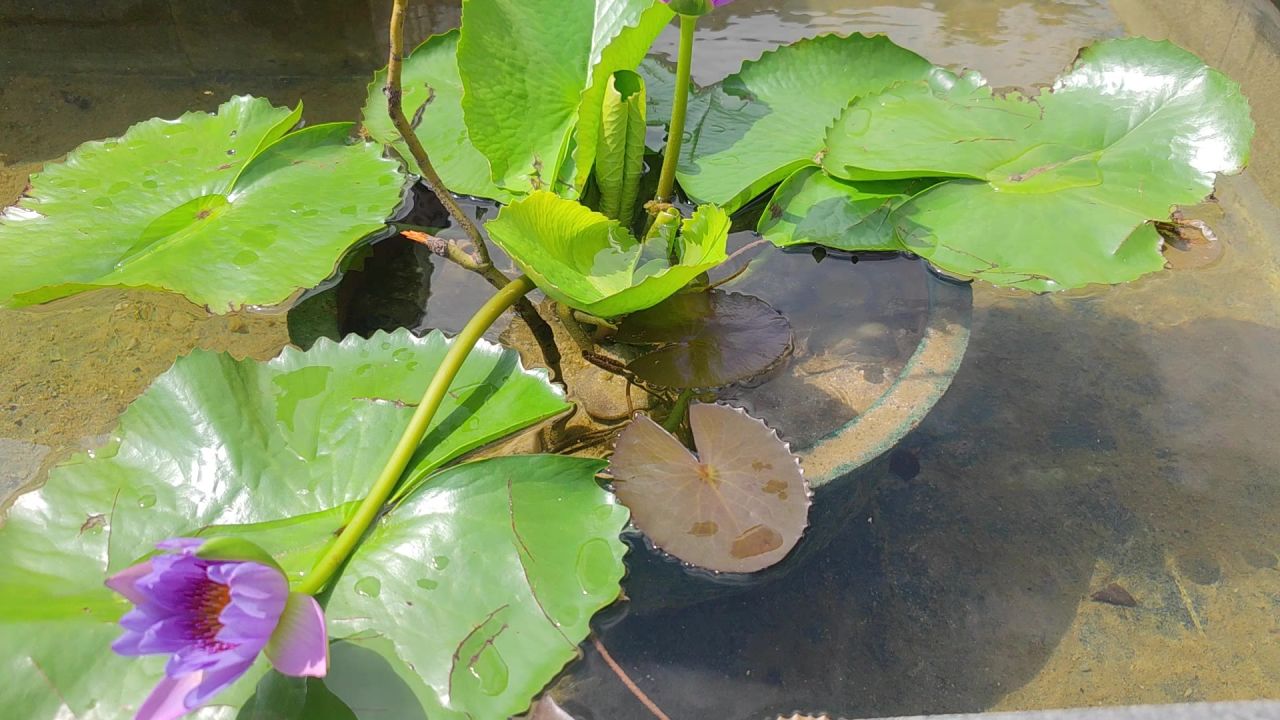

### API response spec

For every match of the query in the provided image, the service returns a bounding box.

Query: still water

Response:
[2,1,1279,718]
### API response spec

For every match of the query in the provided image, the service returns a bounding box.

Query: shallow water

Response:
[3,0,1280,718]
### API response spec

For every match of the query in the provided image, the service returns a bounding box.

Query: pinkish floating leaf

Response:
[521,695,578,720]
[610,403,810,573]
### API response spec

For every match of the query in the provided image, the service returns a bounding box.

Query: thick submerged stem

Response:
[654,14,697,203]
[298,276,536,595]
[661,389,694,433]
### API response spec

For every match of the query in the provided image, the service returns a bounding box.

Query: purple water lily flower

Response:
[661,0,735,16]
[106,538,328,720]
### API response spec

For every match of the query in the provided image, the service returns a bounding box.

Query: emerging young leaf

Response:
[485,192,730,318]
[0,96,406,311]
[594,70,648,228]
[610,403,810,573]
[674,34,935,212]
[361,30,510,202]
[458,0,672,196]
[823,38,1254,291]
[0,329,570,719]
[614,290,793,389]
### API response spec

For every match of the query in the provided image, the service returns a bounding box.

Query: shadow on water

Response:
[559,300,1280,719]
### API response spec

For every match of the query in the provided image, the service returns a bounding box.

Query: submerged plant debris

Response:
[614,290,793,389]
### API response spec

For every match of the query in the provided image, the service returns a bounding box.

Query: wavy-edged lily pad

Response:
[610,403,810,573]
[0,329,577,719]
[325,455,628,719]
[458,0,672,195]
[485,191,730,318]
[614,290,793,389]
[674,34,935,212]
[0,96,406,311]
[361,30,509,202]
[758,166,938,251]
[820,38,1254,291]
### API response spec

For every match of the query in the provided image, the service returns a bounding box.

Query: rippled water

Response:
[3,1,1280,718]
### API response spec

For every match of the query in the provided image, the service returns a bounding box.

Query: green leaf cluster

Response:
[0,330,630,719]
[363,0,672,202]
[486,191,730,317]
[675,35,1253,291]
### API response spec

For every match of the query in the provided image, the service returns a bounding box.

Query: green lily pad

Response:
[614,290,793,389]
[458,0,672,196]
[674,34,935,212]
[610,403,810,573]
[822,69,1039,182]
[361,30,510,202]
[0,329,572,719]
[326,454,628,719]
[0,96,406,311]
[821,38,1254,291]
[758,166,937,251]
[485,191,730,318]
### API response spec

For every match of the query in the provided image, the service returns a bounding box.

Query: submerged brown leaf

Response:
[610,403,810,573]
[614,291,793,389]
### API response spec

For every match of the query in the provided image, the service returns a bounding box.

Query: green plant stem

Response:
[384,0,561,381]
[654,14,697,203]
[298,276,536,595]
[662,389,694,433]
[386,0,488,266]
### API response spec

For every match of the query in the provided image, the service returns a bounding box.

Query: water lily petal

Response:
[208,562,288,606]
[184,655,257,707]
[155,538,205,553]
[105,560,153,605]
[136,672,203,720]
[264,592,329,677]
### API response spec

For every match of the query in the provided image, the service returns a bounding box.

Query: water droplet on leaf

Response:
[354,576,382,598]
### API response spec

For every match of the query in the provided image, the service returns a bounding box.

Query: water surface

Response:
[3,1,1280,718]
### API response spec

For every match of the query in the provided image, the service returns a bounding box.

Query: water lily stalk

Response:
[384,0,561,380]
[654,14,698,203]
[661,389,695,433]
[386,0,488,266]
[299,276,537,595]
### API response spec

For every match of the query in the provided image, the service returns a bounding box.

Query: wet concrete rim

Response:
[856,700,1280,720]
[798,272,973,489]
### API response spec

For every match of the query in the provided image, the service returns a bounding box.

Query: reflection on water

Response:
[3,0,1280,718]
[651,0,1121,86]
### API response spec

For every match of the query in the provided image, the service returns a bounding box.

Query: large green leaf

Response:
[0,96,406,311]
[485,191,730,317]
[458,0,672,196]
[361,30,510,202]
[675,34,934,212]
[0,329,571,719]
[821,38,1254,291]
[821,69,1040,182]
[326,455,629,719]
[758,166,937,251]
